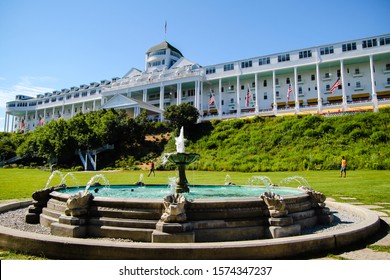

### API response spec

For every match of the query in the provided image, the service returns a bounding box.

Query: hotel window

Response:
[278,54,290,62]
[252,82,255,87]
[263,80,267,87]
[356,81,362,88]
[206,67,216,75]
[298,75,302,82]
[221,87,224,92]
[275,91,279,98]
[326,85,330,91]
[241,85,245,90]
[264,92,268,100]
[320,46,334,55]
[224,63,234,71]
[311,74,315,81]
[380,36,390,46]
[66,94,72,100]
[241,60,252,68]
[342,42,357,52]
[275,78,279,86]
[337,70,341,78]
[362,39,377,48]
[259,57,270,65]
[286,77,290,84]
[386,64,390,71]
[324,72,331,79]
[298,87,303,95]
[299,50,312,59]
[81,91,88,97]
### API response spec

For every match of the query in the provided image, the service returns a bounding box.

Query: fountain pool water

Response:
[58,184,302,199]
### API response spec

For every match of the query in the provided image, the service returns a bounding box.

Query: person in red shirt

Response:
[148,160,155,177]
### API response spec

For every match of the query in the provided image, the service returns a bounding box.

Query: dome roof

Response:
[146,41,183,56]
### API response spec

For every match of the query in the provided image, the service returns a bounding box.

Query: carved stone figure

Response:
[65,191,92,217]
[298,186,326,208]
[32,187,54,206]
[161,193,187,222]
[260,191,288,218]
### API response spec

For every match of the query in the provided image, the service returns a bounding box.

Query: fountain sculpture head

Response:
[167,127,199,193]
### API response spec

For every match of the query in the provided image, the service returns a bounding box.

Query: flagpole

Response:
[164,20,167,41]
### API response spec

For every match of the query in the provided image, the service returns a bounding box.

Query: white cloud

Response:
[0,76,55,108]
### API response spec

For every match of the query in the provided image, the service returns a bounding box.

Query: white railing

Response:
[104,68,204,93]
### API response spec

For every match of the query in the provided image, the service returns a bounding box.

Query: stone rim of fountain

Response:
[0,199,381,259]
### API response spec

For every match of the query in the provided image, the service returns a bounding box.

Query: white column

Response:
[199,81,203,115]
[34,110,38,126]
[11,115,14,132]
[71,104,74,118]
[4,113,8,132]
[143,89,147,102]
[254,73,259,113]
[218,78,222,118]
[159,82,164,121]
[340,60,347,111]
[194,81,198,111]
[236,76,241,117]
[176,83,182,105]
[294,67,299,114]
[369,55,378,112]
[272,70,277,115]
[82,102,85,113]
[316,63,322,113]
[43,108,47,122]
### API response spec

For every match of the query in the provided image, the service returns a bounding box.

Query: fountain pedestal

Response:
[167,153,199,193]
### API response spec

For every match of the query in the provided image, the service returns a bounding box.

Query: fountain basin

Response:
[167,153,200,165]
[38,185,330,242]
[0,199,380,259]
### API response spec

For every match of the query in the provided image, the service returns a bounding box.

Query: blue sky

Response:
[0,0,389,131]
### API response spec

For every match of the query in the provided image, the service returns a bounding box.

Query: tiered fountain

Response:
[166,126,199,193]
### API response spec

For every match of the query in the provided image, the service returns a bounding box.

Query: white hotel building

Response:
[4,34,390,132]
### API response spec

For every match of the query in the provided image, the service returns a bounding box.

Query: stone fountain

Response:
[167,127,199,193]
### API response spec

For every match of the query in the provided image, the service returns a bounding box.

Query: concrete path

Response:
[318,197,390,260]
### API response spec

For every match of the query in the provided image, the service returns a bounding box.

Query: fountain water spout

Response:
[175,126,185,153]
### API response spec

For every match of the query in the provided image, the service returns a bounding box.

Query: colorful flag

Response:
[287,83,293,101]
[246,85,252,107]
[330,78,341,94]
[39,116,44,126]
[208,92,215,108]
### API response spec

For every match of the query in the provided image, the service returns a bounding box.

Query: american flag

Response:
[246,85,252,107]
[208,92,215,108]
[330,78,341,94]
[287,83,293,101]
[39,116,44,126]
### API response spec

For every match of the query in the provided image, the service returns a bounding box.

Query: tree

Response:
[163,103,199,132]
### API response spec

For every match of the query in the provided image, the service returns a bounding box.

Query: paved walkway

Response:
[318,196,390,260]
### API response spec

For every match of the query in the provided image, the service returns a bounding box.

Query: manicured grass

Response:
[0,168,389,209]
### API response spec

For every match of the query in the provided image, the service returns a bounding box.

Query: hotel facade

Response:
[4,34,390,132]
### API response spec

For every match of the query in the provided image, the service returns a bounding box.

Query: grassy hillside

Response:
[181,108,390,172]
